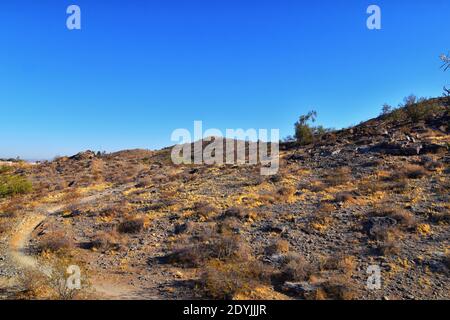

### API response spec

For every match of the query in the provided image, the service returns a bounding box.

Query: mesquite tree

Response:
[441,53,450,96]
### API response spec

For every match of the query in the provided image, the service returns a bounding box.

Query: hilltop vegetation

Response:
[0,166,32,198]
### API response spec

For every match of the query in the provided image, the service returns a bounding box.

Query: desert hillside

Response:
[0,97,449,300]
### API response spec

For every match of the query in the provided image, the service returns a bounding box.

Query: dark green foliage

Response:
[294,111,332,145]
[0,175,33,198]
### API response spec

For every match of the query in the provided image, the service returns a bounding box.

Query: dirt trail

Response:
[6,185,152,300]
[10,213,47,271]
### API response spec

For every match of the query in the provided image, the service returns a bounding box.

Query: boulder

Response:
[282,281,319,296]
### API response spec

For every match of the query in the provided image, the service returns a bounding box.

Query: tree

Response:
[402,94,417,107]
[441,53,450,96]
[441,53,450,71]
[381,103,393,115]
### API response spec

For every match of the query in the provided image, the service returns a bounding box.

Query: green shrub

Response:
[294,111,332,145]
[0,175,33,198]
[404,102,439,122]
[384,95,443,123]
[295,125,314,146]
[0,166,12,175]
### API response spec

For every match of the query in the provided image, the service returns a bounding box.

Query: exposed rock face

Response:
[364,142,448,156]
[282,282,319,296]
[69,150,97,161]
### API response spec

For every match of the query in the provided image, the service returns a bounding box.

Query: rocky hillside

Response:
[0,97,449,300]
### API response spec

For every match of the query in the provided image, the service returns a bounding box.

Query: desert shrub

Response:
[403,94,419,106]
[429,209,450,224]
[135,176,153,188]
[0,175,32,198]
[146,198,176,210]
[421,158,444,171]
[0,207,17,219]
[165,226,250,267]
[47,257,91,300]
[163,245,203,267]
[0,165,12,174]
[444,253,450,270]
[268,174,282,183]
[387,165,428,181]
[199,259,272,300]
[370,227,401,256]
[416,223,432,236]
[100,202,129,218]
[383,95,444,123]
[405,100,439,122]
[318,276,357,300]
[38,231,74,253]
[309,203,334,232]
[403,165,428,179]
[152,173,169,184]
[377,237,401,256]
[265,239,290,255]
[99,202,129,217]
[384,178,409,193]
[220,207,247,220]
[334,192,354,203]
[205,233,247,261]
[89,230,122,251]
[299,180,326,192]
[323,167,351,186]
[62,188,82,204]
[117,217,144,234]
[0,221,10,234]
[167,224,272,299]
[15,269,49,299]
[388,108,407,123]
[0,196,25,216]
[279,253,314,282]
[322,255,356,276]
[274,186,296,202]
[216,217,244,234]
[318,202,335,214]
[370,205,416,230]
[357,180,385,196]
[90,158,105,182]
[192,201,217,219]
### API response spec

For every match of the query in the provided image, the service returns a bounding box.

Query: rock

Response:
[332,149,342,156]
[261,223,285,234]
[69,150,96,160]
[421,143,448,154]
[288,153,306,161]
[174,222,192,234]
[366,217,397,237]
[282,282,319,296]
[366,142,422,156]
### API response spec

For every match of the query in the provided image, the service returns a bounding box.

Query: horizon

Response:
[1,0,450,159]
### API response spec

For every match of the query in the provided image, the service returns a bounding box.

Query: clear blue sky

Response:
[1,0,449,159]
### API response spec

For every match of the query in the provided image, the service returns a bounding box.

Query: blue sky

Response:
[1,0,449,159]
